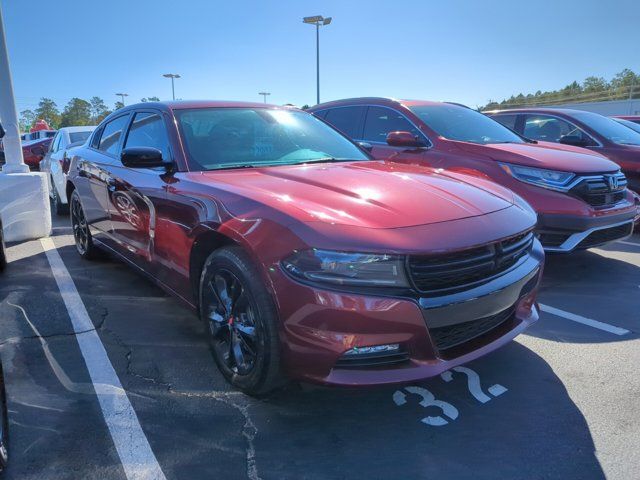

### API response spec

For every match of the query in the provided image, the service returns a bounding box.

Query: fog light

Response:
[343,344,400,356]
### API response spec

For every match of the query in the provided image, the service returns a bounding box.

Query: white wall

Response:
[552,99,640,116]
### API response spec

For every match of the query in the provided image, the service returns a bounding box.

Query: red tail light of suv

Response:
[310,99,636,252]
[66,101,542,394]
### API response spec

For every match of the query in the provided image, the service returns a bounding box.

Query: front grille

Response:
[570,173,627,207]
[334,350,410,369]
[579,222,633,248]
[430,307,515,351]
[407,230,534,294]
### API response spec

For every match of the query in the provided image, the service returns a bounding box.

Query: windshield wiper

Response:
[208,163,260,171]
[291,157,354,165]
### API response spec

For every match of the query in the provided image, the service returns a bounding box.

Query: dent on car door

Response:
[77,115,130,238]
[105,111,171,270]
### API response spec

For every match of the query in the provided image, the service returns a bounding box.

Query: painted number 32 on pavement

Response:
[392,366,508,426]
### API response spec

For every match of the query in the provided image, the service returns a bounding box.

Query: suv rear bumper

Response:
[537,210,635,252]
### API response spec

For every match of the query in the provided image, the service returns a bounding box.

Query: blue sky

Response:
[3,0,639,113]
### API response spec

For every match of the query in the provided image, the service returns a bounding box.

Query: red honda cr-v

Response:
[66,101,542,395]
[310,99,637,252]
[487,108,640,195]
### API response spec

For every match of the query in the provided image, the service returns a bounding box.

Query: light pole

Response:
[258,92,271,103]
[163,73,181,100]
[115,92,129,106]
[303,15,332,105]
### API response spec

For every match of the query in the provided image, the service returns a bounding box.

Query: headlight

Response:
[282,249,410,288]
[500,163,575,191]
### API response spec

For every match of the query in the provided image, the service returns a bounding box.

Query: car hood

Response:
[454,141,619,173]
[193,161,515,229]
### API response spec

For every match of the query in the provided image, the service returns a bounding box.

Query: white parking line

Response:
[40,237,166,480]
[539,303,630,336]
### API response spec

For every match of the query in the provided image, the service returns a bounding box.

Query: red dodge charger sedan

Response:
[310,99,637,252]
[66,101,543,395]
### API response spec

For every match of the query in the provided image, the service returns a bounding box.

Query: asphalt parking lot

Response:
[0,214,639,480]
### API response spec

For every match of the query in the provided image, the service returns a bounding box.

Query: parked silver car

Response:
[40,126,96,214]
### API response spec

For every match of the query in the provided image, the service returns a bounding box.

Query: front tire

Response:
[70,190,100,260]
[199,246,283,396]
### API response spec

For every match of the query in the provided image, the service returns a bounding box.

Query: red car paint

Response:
[0,136,53,170]
[66,101,543,387]
[488,108,640,194]
[613,115,640,124]
[310,99,636,252]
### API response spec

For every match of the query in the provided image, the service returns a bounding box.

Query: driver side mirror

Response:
[0,122,4,139]
[386,131,425,148]
[121,147,172,169]
[559,134,588,147]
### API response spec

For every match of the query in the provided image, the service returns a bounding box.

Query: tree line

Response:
[482,69,640,111]
[19,96,160,132]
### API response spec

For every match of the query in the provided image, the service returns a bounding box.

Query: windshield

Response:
[572,111,640,146]
[175,108,369,170]
[409,104,524,145]
[69,131,92,144]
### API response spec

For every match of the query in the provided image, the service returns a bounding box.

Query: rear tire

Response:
[70,190,100,260]
[199,246,284,396]
[52,180,69,216]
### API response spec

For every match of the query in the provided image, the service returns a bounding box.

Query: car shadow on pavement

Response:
[248,341,604,480]
[528,249,639,344]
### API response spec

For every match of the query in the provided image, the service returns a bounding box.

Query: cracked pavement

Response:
[0,215,639,479]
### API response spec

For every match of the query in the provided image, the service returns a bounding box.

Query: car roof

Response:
[484,107,592,116]
[308,97,446,110]
[117,100,297,112]
[60,126,97,133]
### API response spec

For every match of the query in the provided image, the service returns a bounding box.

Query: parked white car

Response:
[41,126,96,214]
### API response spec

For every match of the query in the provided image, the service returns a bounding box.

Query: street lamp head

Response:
[323,17,332,25]
[163,73,181,79]
[258,92,271,96]
[303,15,323,24]
[115,93,128,97]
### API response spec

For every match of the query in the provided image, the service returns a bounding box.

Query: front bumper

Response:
[275,240,544,387]
[537,210,635,252]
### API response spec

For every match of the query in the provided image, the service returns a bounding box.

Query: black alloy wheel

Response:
[200,247,283,395]
[207,269,260,375]
[70,190,100,259]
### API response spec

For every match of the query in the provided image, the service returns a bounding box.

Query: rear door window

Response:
[362,106,421,143]
[323,106,366,139]
[492,114,518,132]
